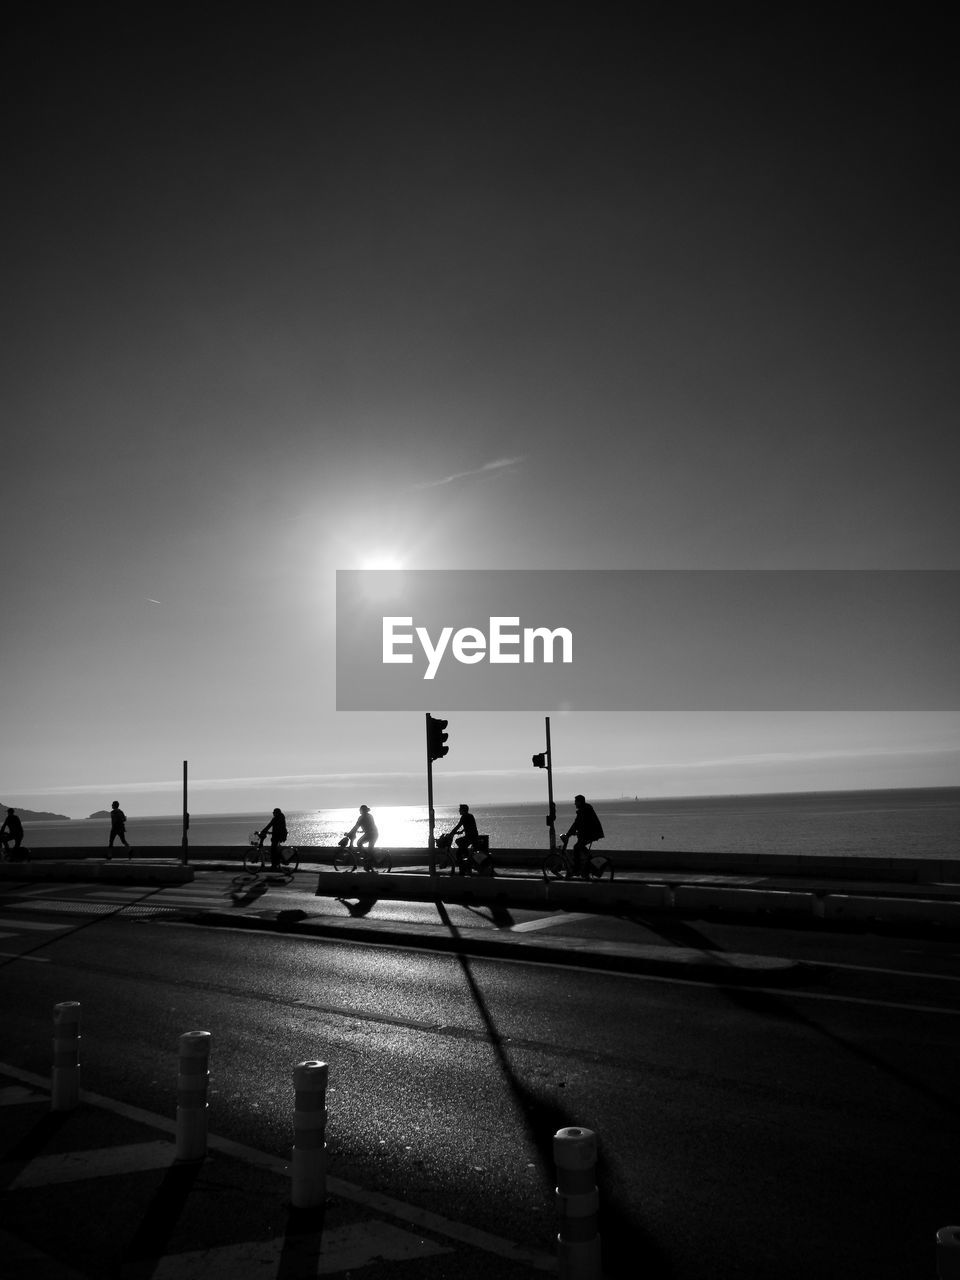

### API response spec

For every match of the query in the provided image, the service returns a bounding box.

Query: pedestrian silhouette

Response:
[107,801,131,858]
[257,807,288,870]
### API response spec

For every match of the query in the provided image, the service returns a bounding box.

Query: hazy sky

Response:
[4,7,958,817]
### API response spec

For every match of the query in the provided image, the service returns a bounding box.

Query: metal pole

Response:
[546,716,557,850]
[426,713,436,875]
[181,760,189,862]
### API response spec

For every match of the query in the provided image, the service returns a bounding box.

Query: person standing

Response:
[107,801,131,858]
[562,794,604,878]
[1,808,24,857]
[258,807,289,870]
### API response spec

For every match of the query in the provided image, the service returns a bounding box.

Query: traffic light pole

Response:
[545,716,557,850]
[426,712,436,876]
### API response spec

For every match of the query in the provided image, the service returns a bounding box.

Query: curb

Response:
[181,907,809,985]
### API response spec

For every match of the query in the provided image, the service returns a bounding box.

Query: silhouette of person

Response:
[562,794,604,877]
[258,807,288,869]
[448,803,480,874]
[107,801,131,858]
[345,805,379,870]
[1,808,24,856]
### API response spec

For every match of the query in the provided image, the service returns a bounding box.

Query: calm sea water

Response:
[17,788,960,859]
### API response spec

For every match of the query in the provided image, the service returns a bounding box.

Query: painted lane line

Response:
[151,1222,451,1279]
[0,952,49,962]
[10,1141,175,1188]
[0,1062,555,1272]
[510,912,595,933]
[0,918,68,931]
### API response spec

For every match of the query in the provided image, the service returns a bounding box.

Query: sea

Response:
[15,788,960,860]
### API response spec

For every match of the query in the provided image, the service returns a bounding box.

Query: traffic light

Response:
[532,752,547,768]
[427,715,449,762]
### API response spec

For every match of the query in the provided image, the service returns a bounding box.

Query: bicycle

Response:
[542,836,613,882]
[434,832,494,877]
[334,835,393,873]
[245,832,300,875]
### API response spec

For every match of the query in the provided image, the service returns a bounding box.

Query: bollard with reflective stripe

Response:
[938,1227,960,1279]
[51,1002,81,1112]
[554,1126,602,1280]
[292,1060,328,1208]
[176,1031,211,1161]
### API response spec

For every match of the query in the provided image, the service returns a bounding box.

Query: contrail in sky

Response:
[413,456,525,489]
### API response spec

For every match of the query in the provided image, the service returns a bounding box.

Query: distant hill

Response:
[88,810,111,819]
[2,804,71,821]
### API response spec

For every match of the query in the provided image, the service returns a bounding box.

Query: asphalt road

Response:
[1,874,959,1279]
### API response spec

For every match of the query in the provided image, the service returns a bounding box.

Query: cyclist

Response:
[344,805,379,871]
[257,807,288,870]
[1,808,24,858]
[446,803,482,875]
[561,794,604,878]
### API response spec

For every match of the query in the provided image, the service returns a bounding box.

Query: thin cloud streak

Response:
[412,456,525,490]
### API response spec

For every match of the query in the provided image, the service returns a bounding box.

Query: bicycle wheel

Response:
[377,850,392,873]
[433,848,452,874]
[335,848,358,872]
[280,847,299,872]
[244,845,265,873]
[542,851,565,879]
[474,852,494,877]
[586,854,613,882]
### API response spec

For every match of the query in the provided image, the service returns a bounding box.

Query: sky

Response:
[3,6,958,818]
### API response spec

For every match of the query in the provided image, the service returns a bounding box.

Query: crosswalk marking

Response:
[11,1141,175,1188]
[150,1222,451,1279]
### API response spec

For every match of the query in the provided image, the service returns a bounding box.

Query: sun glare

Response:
[360,553,405,571]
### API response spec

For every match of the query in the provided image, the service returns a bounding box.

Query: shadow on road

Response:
[434,901,675,1279]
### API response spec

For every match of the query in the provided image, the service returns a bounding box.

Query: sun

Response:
[359,553,405,571]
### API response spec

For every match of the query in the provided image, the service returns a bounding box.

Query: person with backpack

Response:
[258,807,289,870]
[562,794,605,878]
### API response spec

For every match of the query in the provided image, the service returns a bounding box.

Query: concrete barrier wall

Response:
[0,860,193,884]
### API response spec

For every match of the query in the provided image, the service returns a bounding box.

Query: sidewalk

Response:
[0,1066,554,1280]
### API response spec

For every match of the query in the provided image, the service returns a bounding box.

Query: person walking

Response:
[1,808,24,858]
[107,801,131,858]
[562,794,604,878]
[258,807,289,870]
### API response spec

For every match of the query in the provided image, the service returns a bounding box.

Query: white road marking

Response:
[0,1084,41,1104]
[510,912,595,933]
[151,1222,451,1279]
[0,952,49,962]
[11,1141,174,1188]
[0,1062,556,1272]
[0,917,67,930]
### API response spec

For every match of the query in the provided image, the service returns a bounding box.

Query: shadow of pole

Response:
[433,900,674,1278]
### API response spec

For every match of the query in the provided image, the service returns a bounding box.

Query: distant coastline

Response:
[1,803,72,821]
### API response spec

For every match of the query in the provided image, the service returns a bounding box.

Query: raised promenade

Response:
[3,845,959,932]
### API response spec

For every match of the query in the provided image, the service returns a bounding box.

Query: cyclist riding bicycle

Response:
[561,794,605,878]
[444,803,485,875]
[343,804,379,871]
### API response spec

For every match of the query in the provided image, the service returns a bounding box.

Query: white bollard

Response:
[554,1126,602,1280]
[291,1060,328,1208]
[175,1030,211,1161]
[938,1227,960,1279]
[51,1001,81,1111]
